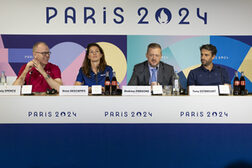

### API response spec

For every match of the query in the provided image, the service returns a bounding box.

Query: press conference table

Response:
[0,95,252,124]
[1,95,252,168]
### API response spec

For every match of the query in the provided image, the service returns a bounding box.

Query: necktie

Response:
[151,68,157,82]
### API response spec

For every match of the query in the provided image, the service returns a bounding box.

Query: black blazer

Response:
[128,61,174,85]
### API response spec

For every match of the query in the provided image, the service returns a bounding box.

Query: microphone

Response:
[218,66,224,85]
[29,70,33,85]
[217,65,225,85]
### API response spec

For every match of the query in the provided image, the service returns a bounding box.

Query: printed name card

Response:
[91,85,102,95]
[152,85,163,95]
[219,85,230,95]
[59,86,88,96]
[21,85,32,95]
[122,86,151,96]
[189,86,219,96]
[0,85,21,95]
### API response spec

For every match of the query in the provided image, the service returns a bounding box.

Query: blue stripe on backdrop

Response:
[0,124,252,168]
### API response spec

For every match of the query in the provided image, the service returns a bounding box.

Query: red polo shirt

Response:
[17,62,61,92]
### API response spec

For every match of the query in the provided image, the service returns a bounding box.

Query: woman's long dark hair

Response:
[82,43,107,77]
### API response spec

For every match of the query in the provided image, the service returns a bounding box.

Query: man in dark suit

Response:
[128,43,174,86]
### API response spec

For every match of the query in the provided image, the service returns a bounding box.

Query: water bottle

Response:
[172,71,180,96]
[0,71,7,86]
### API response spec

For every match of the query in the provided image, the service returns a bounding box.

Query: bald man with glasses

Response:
[13,41,63,92]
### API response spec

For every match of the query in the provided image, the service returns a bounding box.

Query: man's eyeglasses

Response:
[35,52,51,56]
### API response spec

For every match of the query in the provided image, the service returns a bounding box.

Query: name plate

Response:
[59,86,88,96]
[92,85,102,95]
[0,85,21,95]
[21,85,32,95]
[219,85,230,95]
[122,86,151,96]
[189,86,219,96]
[152,85,163,95]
